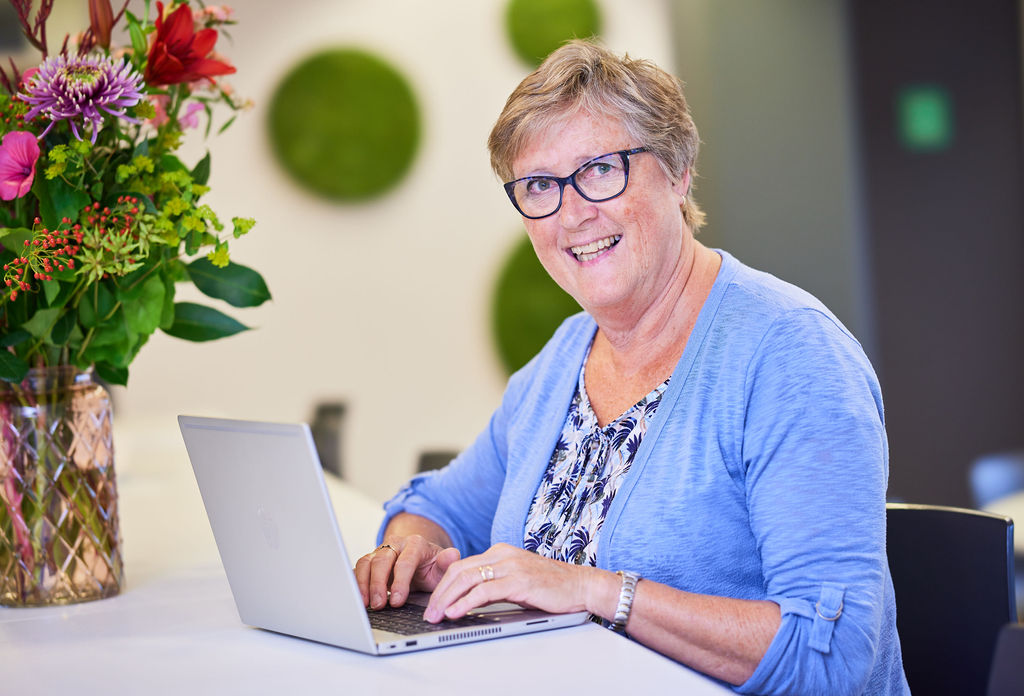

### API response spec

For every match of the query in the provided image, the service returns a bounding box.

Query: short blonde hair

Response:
[488,40,706,232]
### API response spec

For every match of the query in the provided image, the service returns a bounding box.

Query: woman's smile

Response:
[569,234,622,262]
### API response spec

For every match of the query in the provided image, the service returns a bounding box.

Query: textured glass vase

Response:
[0,367,123,606]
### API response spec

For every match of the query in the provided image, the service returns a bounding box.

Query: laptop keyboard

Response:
[367,603,494,635]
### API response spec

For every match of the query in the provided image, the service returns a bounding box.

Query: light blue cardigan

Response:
[382,251,909,695]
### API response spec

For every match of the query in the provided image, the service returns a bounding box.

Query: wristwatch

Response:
[612,570,641,633]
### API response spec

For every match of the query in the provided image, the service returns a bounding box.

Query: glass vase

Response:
[0,366,123,606]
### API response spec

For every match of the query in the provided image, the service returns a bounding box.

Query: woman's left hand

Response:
[423,543,608,622]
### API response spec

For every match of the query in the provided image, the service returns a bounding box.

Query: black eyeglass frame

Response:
[503,146,651,220]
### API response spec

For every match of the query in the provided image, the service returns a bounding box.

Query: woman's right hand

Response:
[354,515,460,609]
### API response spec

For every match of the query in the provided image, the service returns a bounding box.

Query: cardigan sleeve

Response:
[735,308,891,696]
[377,312,593,556]
[377,354,535,556]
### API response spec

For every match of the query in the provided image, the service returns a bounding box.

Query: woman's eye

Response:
[580,162,614,179]
[526,179,555,195]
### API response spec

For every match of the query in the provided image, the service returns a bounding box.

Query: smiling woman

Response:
[356,40,910,695]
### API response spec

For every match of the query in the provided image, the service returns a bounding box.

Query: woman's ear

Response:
[673,169,691,200]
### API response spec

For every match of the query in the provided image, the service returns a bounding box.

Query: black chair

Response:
[416,450,459,473]
[987,622,1024,696]
[886,503,1016,696]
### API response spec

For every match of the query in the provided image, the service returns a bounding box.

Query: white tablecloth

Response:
[1,419,731,695]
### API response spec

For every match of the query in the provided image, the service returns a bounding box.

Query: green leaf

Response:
[126,11,148,58]
[49,311,76,346]
[217,114,237,135]
[80,310,145,368]
[0,351,29,382]
[122,273,165,336]
[186,258,272,308]
[191,152,211,186]
[34,174,90,229]
[42,278,63,305]
[21,307,62,339]
[95,362,129,386]
[1,227,34,251]
[164,302,249,342]
[160,153,188,174]
[159,270,176,329]
[0,328,30,348]
[78,282,117,329]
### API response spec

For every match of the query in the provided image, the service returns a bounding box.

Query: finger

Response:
[433,546,461,577]
[388,538,432,606]
[354,554,373,606]
[425,560,500,622]
[367,546,399,609]
[444,578,510,619]
[429,549,497,600]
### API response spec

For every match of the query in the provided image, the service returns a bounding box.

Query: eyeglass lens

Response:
[510,151,630,219]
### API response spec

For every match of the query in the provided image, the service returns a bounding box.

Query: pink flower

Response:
[178,101,205,129]
[197,5,233,23]
[0,131,40,201]
[149,94,170,126]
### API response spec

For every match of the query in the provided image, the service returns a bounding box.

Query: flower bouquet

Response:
[0,0,270,606]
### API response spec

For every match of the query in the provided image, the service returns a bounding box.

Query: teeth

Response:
[571,235,621,261]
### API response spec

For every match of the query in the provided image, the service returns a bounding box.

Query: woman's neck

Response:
[590,241,720,377]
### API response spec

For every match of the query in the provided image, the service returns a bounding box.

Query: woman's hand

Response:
[354,513,459,609]
[423,543,612,622]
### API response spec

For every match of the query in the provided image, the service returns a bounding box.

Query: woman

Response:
[355,41,908,695]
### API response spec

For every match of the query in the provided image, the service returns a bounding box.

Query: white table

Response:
[985,490,1024,556]
[1,420,731,695]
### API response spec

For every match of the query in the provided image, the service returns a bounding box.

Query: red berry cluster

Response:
[3,216,83,301]
[2,91,34,129]
[82,196,143,267]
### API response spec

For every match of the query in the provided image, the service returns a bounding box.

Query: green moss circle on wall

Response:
[505,0,602,67]
[493,234,582,375]
[268,49,420,201]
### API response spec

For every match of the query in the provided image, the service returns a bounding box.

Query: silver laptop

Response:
[177,415,591,655]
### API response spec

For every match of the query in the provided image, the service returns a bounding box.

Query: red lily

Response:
[144,1,236,86]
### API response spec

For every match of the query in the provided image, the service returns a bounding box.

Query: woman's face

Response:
[511,111,690,319]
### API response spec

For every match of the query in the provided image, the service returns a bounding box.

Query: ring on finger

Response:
[478,565,495,583]
[376,543,397,555]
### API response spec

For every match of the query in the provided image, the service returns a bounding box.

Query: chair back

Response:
[886,503,1016,696]
[987,622,1024,696]
[416,450,459,473]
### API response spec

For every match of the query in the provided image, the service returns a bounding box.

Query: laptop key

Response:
[367,603,494,635]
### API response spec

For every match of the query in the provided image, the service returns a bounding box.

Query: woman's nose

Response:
[558,183,597,227]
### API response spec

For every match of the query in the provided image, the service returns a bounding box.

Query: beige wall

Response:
[108,0,675,502]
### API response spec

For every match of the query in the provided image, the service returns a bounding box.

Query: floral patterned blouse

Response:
[523,355,669,566]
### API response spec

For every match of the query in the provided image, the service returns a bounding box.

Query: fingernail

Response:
[372,593,383,608]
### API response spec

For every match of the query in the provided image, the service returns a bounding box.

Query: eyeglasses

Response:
[503,147,650,220]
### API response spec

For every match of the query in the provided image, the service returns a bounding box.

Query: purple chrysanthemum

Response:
[21,53,145,144]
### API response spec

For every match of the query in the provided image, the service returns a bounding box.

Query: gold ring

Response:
[376,543,397,555]
[478,565,494,582]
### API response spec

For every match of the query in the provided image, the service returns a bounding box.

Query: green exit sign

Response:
[897,85,954,151]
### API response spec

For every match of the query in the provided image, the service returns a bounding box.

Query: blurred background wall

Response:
[104,0,677,503]
[673,0,1024,507]
[9,0,1021,506]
